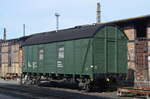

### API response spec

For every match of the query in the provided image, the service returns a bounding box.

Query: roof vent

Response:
[74,26,82,29]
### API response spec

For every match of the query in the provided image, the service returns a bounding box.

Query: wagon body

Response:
[22,25,127,80]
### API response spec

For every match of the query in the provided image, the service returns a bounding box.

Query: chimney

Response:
[3,28,6,41]
[96,2,101,23]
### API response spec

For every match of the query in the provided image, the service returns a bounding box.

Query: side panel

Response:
[107,40,116,72]
[32,45,38,73]
[74,40,82,74]
[44,44,57,74]
[81,39,93,75]
[93,38,105,73]
[22,38,93,76]
[64,41,74,74]
[118,41,128,73]
[29,46,34,73]
[56,42,65,74]
[74,39,93,75]
[93,26,128,74]
[37,45,44,73]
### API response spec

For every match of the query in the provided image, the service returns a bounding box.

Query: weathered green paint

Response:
[22,26,128,77]
[93,26,127,74]
[23,38,93,75]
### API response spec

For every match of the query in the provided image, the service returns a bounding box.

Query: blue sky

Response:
[0,0,149,39]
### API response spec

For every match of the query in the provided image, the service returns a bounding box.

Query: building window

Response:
[39,49,44,60]
[58,46,64,59]
[136,22,147,38]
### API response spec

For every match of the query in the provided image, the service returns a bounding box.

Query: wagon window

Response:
[58,46,64,59]
[39,49,44,60]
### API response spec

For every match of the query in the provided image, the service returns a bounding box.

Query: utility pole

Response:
[96,2,101,23]
[3,28,6,41]
[23,24,26,36]
[55,13,60,32]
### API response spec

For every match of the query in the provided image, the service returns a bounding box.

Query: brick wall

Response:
[128,42,135,70]
[147,23,150,80]
[127,42,135,80]
[124,28,136,40]
[122,27,136,80]
[1,53,8,63]
[0,41,22,77]
[1,43,8,53]
[11,44,20,63]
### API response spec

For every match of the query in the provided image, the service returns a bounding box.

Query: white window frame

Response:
[39,48,44,60]
[58,46,64,59]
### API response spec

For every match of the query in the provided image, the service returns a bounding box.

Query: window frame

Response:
[38,48,44,61]
[57,45,64,59]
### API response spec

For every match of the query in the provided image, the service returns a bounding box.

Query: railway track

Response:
[0,83,111,99]
[0,84,64,99]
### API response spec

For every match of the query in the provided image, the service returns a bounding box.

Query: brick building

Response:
[105,15,150,81]
[0,37,27,78]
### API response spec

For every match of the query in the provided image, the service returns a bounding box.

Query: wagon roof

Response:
[22,24,111,46]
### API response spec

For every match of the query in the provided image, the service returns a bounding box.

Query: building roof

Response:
[4,15,150,46]
[0,36,29,45]
[22,24,109,46]
[101,14,150,25]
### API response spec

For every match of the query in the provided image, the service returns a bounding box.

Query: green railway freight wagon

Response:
[22,24,128,90]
